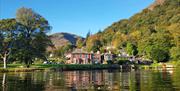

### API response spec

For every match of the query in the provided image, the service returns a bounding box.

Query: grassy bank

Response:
[0,68,44,72]
[32,64,119,71]
[49,64,117,71]
[0,61,179,72]
[0,64,118,72]
[138,61,180,70]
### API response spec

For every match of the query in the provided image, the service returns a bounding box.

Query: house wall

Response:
[93,54,102,63]
[70,53,92,64]
[70,53,102,64]
[104,54,113,61]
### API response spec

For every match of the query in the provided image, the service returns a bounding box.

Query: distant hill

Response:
[47,32,84,51]
[85,0,180,61]
[88,0,179,46]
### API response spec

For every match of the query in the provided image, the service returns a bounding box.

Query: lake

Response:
[0,68,180,91]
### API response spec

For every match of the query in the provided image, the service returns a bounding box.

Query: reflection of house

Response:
[67,49,103,64]
[64,70,106,90]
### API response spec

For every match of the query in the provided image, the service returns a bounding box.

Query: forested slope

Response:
[86,0,180,62]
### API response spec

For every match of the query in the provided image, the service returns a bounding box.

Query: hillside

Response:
[86,0,180,62]
[47,32,84,50]
[148,0,166,10]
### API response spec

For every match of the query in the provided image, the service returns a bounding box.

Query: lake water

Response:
[0,68,180,91]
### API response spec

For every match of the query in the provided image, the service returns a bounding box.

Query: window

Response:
[85,54,88,58]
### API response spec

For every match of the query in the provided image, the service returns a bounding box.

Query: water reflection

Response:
[2,73,6,91]
[0,68,180,91]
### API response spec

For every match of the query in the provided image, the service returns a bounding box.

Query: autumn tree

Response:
[76,38,84,48]
[126,42,138,56]
[86,35,102,52]
[112,31,127,49]
[53,43,74,58]
[86,0,179,63]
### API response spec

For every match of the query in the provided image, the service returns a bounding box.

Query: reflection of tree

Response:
[2,70,179,91]
[2,73,7,91]
[138,71,152,91]
[151,71,175,91]
[135,70,141,91]
[120,72,130,90]
[44,71,67,91]
[172,68,180,91]
[91,70,108,91]
[2,72,46,91]
[112,70,120,90]
[20,73,46,91]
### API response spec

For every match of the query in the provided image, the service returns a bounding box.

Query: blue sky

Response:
[0,0,154,37]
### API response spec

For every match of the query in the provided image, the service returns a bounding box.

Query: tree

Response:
[90,39,101,52]
[15,7,51,67]
[97,29,102,34]
[83,0,179,62]
[112,31,127,49]
[86,35,102,52]
[150,46,169,63]
[0,19,19,68]
[76,38,84,48]
[126,42,138,56]
[86,30,91,39]
[170,46,180,61]
[138,30,172,62]
[53,43,74,58]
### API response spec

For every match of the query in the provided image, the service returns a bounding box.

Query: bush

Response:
[117,60,129,65]
[107,60,113,64]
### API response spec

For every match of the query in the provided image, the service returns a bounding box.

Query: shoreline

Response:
[0,63,178,73]
[0,64,119,72]
[0,68,45,73]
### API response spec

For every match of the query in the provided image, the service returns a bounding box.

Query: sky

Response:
[0,0,154,37]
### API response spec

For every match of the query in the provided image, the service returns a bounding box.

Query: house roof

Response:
[72,49,90,54]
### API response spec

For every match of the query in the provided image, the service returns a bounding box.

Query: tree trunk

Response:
[3,54,7,69]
